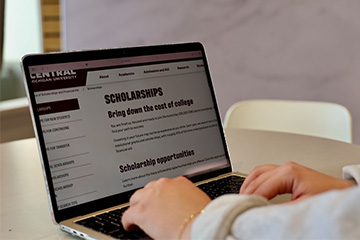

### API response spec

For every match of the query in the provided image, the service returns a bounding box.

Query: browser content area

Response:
[30,57,227,210]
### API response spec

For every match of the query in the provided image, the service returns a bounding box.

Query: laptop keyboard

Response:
[76,207,150,239]
[198,175,245,199]
[75,175,245,239]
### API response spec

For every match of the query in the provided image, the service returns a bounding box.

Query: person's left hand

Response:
[122,176,211,239]
[240,162,355,201]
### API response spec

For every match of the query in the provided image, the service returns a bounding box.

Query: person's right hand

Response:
[240,161,356,201]
[122,176,211,239]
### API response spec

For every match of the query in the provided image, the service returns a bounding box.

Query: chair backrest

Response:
[224,100,352,143]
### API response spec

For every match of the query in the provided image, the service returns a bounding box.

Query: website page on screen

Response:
[28,51,228,210]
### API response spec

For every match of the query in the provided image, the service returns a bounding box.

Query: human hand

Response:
[122,176,211,239]
[240,161,355,201]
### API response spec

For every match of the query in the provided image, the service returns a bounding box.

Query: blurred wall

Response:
[61,0,360,143]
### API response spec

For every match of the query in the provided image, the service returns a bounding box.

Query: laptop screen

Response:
[22,43,231,220]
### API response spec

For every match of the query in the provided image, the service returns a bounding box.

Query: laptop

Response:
[21,42,245,239]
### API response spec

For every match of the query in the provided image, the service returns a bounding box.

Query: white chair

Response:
[224,99,352,143]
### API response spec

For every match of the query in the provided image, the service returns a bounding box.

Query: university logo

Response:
[30,70,76,79]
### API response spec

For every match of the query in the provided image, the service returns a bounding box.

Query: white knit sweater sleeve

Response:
[191,194,271,239]
[192,164,360,240]
[343,164,360,184]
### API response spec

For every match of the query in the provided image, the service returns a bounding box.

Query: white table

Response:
[225,129,360,178]
[1,129,360,239]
